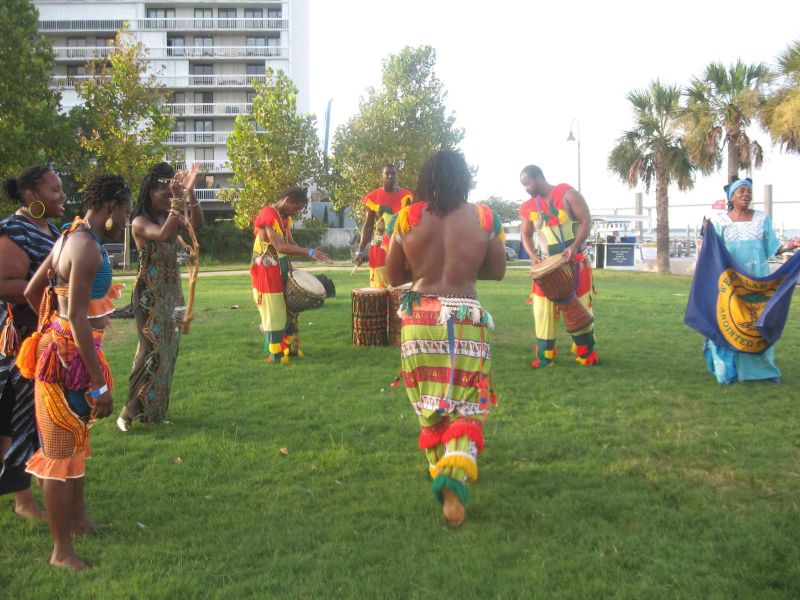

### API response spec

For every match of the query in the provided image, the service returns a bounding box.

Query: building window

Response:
[218,8,236,28]
[246,63,265,76]
[244,8,263,27]
[194,36,213,57]
[194,119,214,143]
[246,36,266,57]
[66,65,87,82]
[194,8,213,29]
[95,36,113,48]
[194,92,213,114]
[196,147,214,162]
[167,36,185,57]
[268,8,282,19]
[146,8,175,28]
[191,64,213,86]
[172,120,186,143]
[67,37,86,59]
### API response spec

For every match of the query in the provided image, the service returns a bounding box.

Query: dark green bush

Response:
[195,220,252,263]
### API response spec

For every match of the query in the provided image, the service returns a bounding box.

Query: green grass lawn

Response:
[2,270,799,599]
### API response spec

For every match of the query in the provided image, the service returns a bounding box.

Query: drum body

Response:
[531,254,594,333]
[387,283,412,346]
[530,254,575,302]
[352,287,388,346]
[285,269,326,313]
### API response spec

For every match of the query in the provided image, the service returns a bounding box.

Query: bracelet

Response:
[355,250,366,257]
[307,247,315,257]
[168,209,182,218]
[89,384,108,398]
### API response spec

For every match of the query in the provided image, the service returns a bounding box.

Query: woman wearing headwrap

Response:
[703,178,800,383]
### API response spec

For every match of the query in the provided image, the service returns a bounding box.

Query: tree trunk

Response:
[727,129,740,183]
[655,163,670,273]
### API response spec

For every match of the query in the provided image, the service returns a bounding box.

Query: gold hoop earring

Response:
[105,217,115,231]
[29,200,46,219]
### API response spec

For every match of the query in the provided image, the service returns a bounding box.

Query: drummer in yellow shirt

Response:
[519,165,597,368]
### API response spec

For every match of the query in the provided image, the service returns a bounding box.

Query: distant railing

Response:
[171,160,230,173]
[162,103,252,117]
[39,18,288,32]
[51,74,269,88]
[167,131,229,144]
[53,45,286,60]
[195,189,226,202]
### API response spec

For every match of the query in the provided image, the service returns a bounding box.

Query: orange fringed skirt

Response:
[23,317,111,481]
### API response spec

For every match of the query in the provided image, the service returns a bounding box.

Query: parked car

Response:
[103,243,137,268]
[504,245,518,260]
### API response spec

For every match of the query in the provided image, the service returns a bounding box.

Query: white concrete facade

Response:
[33,0,310,211]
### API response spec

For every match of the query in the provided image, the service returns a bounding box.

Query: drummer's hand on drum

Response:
[309,247,332,263]
[562,244,578,263]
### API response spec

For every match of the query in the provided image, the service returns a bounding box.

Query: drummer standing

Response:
[519,165,598,368]
[354,164,413,287]
[250,186,331,364]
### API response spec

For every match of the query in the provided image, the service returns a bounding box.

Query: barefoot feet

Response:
[14,501,46,521]
[50,550,87,572]
[441,487,465,528]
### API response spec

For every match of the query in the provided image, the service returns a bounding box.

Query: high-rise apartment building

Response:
[33,0,310,216]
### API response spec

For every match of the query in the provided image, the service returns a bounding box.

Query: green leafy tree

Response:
[0,0,73,213]
[330,45,464,221]
[761,39,800,154]
[480,196,522,224]
[682,60,773,182]
[69,31,173,189]
[220,68,322,228]
[609,81,695,274]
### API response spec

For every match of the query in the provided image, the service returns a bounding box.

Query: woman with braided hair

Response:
[0,165,64,519]
[117,162,203,430]
[20,174,131,571]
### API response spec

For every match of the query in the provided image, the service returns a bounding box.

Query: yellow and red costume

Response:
[391,202,503,507]
[520,184,597,367]
[362,188,412,288]
[251,205,300,363]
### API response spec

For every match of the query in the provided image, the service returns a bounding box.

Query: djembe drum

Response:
[530,254,594,333]
[387,283,412,346]
[352,287,389,346]
[285,269,326,313]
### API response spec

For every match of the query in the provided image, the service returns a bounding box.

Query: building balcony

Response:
[51,74,269,89]
[163,103,252,117]
[194,189,229,202]
[167,131,230,145]
[52,45,287,61]
[39,18,288,33]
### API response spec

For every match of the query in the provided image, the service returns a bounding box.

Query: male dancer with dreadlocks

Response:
[386,150,505,527]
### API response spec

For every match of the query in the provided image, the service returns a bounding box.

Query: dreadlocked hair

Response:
[134,162,175,223]
[82,174,131,211]
[415,150,472,217]
[282,185,309,207]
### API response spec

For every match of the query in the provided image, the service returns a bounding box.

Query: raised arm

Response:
[181,163,205,230]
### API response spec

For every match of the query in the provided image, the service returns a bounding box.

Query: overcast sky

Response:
[308,0,800,229]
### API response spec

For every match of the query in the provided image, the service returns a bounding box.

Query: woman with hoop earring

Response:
[0,165,65,519]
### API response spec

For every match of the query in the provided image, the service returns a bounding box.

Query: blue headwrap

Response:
[726,178,752,200]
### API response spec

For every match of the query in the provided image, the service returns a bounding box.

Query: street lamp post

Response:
[566,119,581,192]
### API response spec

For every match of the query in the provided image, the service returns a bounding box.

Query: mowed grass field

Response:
[2,269,800,599]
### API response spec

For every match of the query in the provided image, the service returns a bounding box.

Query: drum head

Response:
[291,269,326,297]
[387,283,412,292]
[354,287,388,295]
[530,253,568,279]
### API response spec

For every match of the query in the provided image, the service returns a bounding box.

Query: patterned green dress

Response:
[125,239,183,423]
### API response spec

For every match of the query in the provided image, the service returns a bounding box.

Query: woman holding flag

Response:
[700,178,800,383]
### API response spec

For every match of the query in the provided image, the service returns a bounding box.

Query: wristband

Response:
[355,250,365,257]
[89,384,109,398]
[307,247,315,257]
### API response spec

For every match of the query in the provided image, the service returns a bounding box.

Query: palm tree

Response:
[682,60,774,182]
[761,39,800,154]
[608,81,695,274]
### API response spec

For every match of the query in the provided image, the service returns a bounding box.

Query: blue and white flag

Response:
[685,224,800,353]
